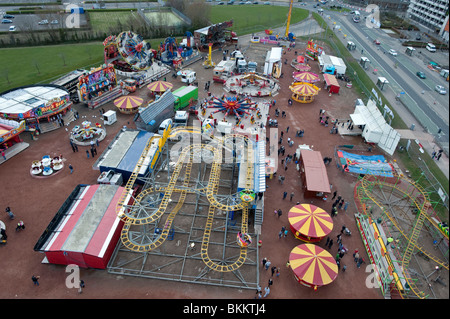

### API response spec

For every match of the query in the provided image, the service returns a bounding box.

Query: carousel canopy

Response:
[288,204,333,238]
[289,243,338,286]
[114,95,144,110]
[147,81,173,93]
[290,82,320,96]
[293,72,320,83]
[296,56,305,64]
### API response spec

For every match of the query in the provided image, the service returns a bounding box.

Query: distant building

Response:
[407,0,449,39]
[345,0,411,14]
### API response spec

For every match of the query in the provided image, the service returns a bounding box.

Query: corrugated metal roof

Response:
[139,90,175,124]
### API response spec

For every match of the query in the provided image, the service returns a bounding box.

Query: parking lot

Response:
[0,12,88,32]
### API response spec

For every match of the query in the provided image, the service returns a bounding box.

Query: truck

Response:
[172,85,198,110]
[180,69,196,83]
[174,110,189,127]
[213,60,236,83]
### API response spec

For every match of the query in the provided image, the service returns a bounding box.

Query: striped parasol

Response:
[147,81,173,93]
[293,64,311,72]
[293,72,320,83]
[288,204,333,239]
[289,244,338,287]
[114,95,144,110]
[290,82,320,96]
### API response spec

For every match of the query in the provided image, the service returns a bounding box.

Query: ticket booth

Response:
[103,110,117,125]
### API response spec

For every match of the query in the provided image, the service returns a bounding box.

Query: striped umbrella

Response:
[289,244,338,287]
[288,204,333,240]
[147,81,173,93]
[290,82,320,96]
[293,72,320,83]
[114,95,144,110]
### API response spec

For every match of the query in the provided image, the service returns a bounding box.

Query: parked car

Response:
[416,71,426,79]
[50,19,58,24]
[373,39,380,45]
[38,20,49,25]
[9,26,16,32]
[264,1,270,4]
[3,14,14,19]
[1,19,13,24]
[388,49,398,56]
[435,85,447,95]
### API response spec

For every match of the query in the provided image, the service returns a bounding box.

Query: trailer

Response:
[213,60,235,83]
[180,69,196,84]
[318,54,346,76]
[172,85,198,110]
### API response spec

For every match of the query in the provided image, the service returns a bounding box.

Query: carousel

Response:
[292,72,320,84]
[30,155,64,177]
[289,243,338,290]
[288,203,333,242]
[114,95,144,114]
[147,80,173,99]
[289,82,320,104]
[224,73,280,97]
[70,120,106,146]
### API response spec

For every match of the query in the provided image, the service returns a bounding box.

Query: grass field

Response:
[89,11,141,33]
[0,43,104,92]
[210,5,309,35]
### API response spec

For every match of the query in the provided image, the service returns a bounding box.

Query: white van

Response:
[158,118,173,135]
[426,43,436,52]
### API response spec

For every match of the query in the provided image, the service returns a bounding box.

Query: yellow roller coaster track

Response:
[116,129,255,272]
[359,174,449,299]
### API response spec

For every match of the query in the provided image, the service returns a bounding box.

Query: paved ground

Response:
[0,16,442,303]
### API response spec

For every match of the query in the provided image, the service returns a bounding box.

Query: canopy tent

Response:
[299,149,331,197]
[289,82,320,103]
[147,81,173,93]
[350,99,400,155]
[323,74,340,94]
[288,204,333,242]
[289,244,338,289]
[293,72,320,83]
[114,95,144,114]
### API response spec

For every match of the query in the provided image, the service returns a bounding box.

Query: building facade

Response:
[407,0,449,38]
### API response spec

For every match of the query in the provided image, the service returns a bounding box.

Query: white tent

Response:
[264,47,282,76]
[350,99,400,155]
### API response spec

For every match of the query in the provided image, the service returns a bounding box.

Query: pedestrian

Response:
[280,175,285,185]
[328,239,333,249]
[276,268,280,277]
[255,291,262,299]
[354,251,360,262]
[16,220,25,231]
[90,147,95,158]
[344,201,349,211]
[274,210,278,217]
[1,150,5,160]
[71,144,76,152]
[278,231,283,239]
[283,191,287,200]
[290,192,294,201]
[86,150,90,158]
[286,126,289,132]
[271,266,276,276]
[284,229,288,237]
[262,257,267,268]
[332,191,337,200]
[342,265,347,272]
[339,250,345,259]
[277,209,282,218]
[5,206,14,219]
[265,260,271,270]
[337,234,342,244]
[341,225,346,234]
[1,228,7,241]
[69,164,73,174]
[336,260,340,270]
[323,195,327,202]
[357,257,365,268]
[32,275,40,286]
[268,278,273,286]
[326,236,330,246]
[338,200,343,210]
[436,153,442,161]
[432,151,436,159]
[263,286,270,298]
[74,144,78,152]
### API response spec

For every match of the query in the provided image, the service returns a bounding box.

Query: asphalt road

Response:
[325,11,449,143]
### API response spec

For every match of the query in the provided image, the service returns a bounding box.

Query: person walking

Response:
[283,191,287,200]
[276,268,280,277]
[262,257,267,268]
[5,207,14,220]
[69,164,73,174]
[271,266,276,276]
[332,191,337,200]
[290,192,294,201]
[328,239,333,249]
[354,251,360,263]
[326,237,330,246]
[86,150,90,158]
[263,286,270,298]
[32,275,40,286]
[284,229,288,237]
[344,201,349,212]
[265,260,271,270]
[277,209,282,218]
[278,230,283,239]
[268,278,273,287]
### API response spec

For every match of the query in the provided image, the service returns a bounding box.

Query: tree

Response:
[184,0,211,30]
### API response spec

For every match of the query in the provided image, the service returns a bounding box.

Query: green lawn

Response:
[210,5,309,36]
[89,11,140,33]
[0,43,104,92]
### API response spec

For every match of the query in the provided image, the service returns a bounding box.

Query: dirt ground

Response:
[0,41,398,301]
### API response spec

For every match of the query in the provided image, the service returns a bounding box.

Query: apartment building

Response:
[407,0,449,39]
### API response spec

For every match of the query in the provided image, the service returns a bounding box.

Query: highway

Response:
[323,9,449,151]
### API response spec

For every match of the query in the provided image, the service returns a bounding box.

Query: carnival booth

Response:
[289,244,338,290]
[0,85,73,132]
[298,149,331,198]
[0,119,27,159]
[289,82,320,103]
[288,204,333,242]
[292,72,320,84]
[323,74,340,94]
